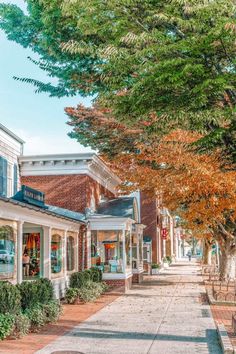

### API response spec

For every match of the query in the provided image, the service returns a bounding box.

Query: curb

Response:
[217,323,234,354]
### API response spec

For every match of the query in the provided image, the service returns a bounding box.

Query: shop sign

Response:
[161,228,168,240]
[22,185,45,208]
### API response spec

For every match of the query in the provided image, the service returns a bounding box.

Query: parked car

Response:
[0,250,13,263]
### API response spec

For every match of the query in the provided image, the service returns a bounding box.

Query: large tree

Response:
[67,105,236,279]
[1,1,236,159]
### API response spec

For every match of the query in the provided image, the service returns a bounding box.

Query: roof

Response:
[96,197,137,220]
[0,123,25,144]
[0,196,85,224]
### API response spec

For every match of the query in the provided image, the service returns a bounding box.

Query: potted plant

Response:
[162,257,169,268]
[166,256,172,265]
[151,263,161,275]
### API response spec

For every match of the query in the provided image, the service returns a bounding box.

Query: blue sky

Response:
[0,0,92,154]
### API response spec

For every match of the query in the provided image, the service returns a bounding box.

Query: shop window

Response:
[23,233,40,279]
[51,234,62,274]
[91,231,123,273]
[0,226,15,279]
[125,231,131,268]
[67,236,75,272]
[139,235,143,262]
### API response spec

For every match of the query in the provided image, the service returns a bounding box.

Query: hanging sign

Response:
[161,228,168,240]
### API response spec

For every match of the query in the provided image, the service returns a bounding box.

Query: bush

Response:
[10,313,30,339]
[18,278,54,310]
[101,282,109,293]
[151,263,161,269]
[0,282,21,315]
[65,288,80,304]
[90,268,102,282]
[70,270,91,288]
[42,300,62,323]
[25,305,47,332]
[78,281,105,303]
[0,313,14,340]
[166,256,172,265]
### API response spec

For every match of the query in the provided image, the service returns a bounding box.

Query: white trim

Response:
[19,153,121,194]
[102,272,132,280]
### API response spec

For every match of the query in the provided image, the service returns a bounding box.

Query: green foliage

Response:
[10,313,31,339]
[78,281,104,303]
[0,281,21,315]
[65,288,80,304]
[25,304,47,332]
[1,0,236,161]
[0,313,14,340]
[17,278,54,310]
[70,270,91,288]
[42,300,62,323]
[151,263,161,269]
[89,267,102,283]
[165,256,172,265]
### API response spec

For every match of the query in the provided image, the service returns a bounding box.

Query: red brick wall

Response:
[141,193,159,263]
[21,175,115,213]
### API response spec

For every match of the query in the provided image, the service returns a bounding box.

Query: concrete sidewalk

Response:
[37,261,222,354]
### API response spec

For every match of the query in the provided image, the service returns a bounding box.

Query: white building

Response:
[0,124,24,197]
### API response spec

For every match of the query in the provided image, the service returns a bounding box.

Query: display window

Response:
[22,233,41,279]
[91,230,124,273]
[0,226,15,279]
[51,234,63,275]
[67,235,75,272]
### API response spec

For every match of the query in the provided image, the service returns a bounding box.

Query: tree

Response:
[1,1,236,159]
[67,106,236,279]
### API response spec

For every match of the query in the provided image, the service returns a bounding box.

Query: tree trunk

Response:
[203,240,211,265]
[219,239,236,281]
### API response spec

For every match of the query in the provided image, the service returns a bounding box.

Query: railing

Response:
[212,279,236,302]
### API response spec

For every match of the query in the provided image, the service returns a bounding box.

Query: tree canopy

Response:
[1,0,236,159]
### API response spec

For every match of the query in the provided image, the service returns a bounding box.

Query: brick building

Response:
[20,153,145,289]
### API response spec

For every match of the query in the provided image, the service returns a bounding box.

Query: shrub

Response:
[166,256,172,265]
[65,288,80,304]
[78,281,105,303]
[42,300,62,323]
[18,278,54,310]
[101,282,109,293]
[151,263,161,269]
[25,304,47,332]
[10,313,30,339]
[0,281,21,315]
[0,313,14,340]
[90,268,102,282]
[70,270,91,289]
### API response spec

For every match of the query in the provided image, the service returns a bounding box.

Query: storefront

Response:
[0,186,85,298]
[88,197,145,290]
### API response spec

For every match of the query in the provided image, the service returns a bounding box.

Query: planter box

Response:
[151,268,160,275]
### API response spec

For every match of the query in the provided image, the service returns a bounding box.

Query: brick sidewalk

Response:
[0,289,123,354]
[211,304,236,347]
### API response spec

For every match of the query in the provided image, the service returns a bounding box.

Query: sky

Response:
[0,0,93,155]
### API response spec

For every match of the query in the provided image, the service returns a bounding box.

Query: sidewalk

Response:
[36,261,222,354]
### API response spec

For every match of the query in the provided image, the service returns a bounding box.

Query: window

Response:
[67,236,75,271]
[23,233,41,279]
[7,163,13,197]
[51,234,62,275]
[0,226,15,279]
[0,157,7,197]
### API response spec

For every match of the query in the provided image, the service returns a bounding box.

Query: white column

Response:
[17,220,23,284]
[87,229,91,269]
[136,232,140,270]
[157,228,161,263]
[63,230,67,277]
[75,232,79,271]
[43,226,51,279]
[122,230,126,274]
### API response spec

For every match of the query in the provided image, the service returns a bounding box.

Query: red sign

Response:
[161,228,168,240]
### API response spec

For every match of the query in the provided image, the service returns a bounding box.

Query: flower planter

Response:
[151,268,160,275]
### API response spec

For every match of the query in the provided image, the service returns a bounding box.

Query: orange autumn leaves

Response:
[109,130,236,234]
